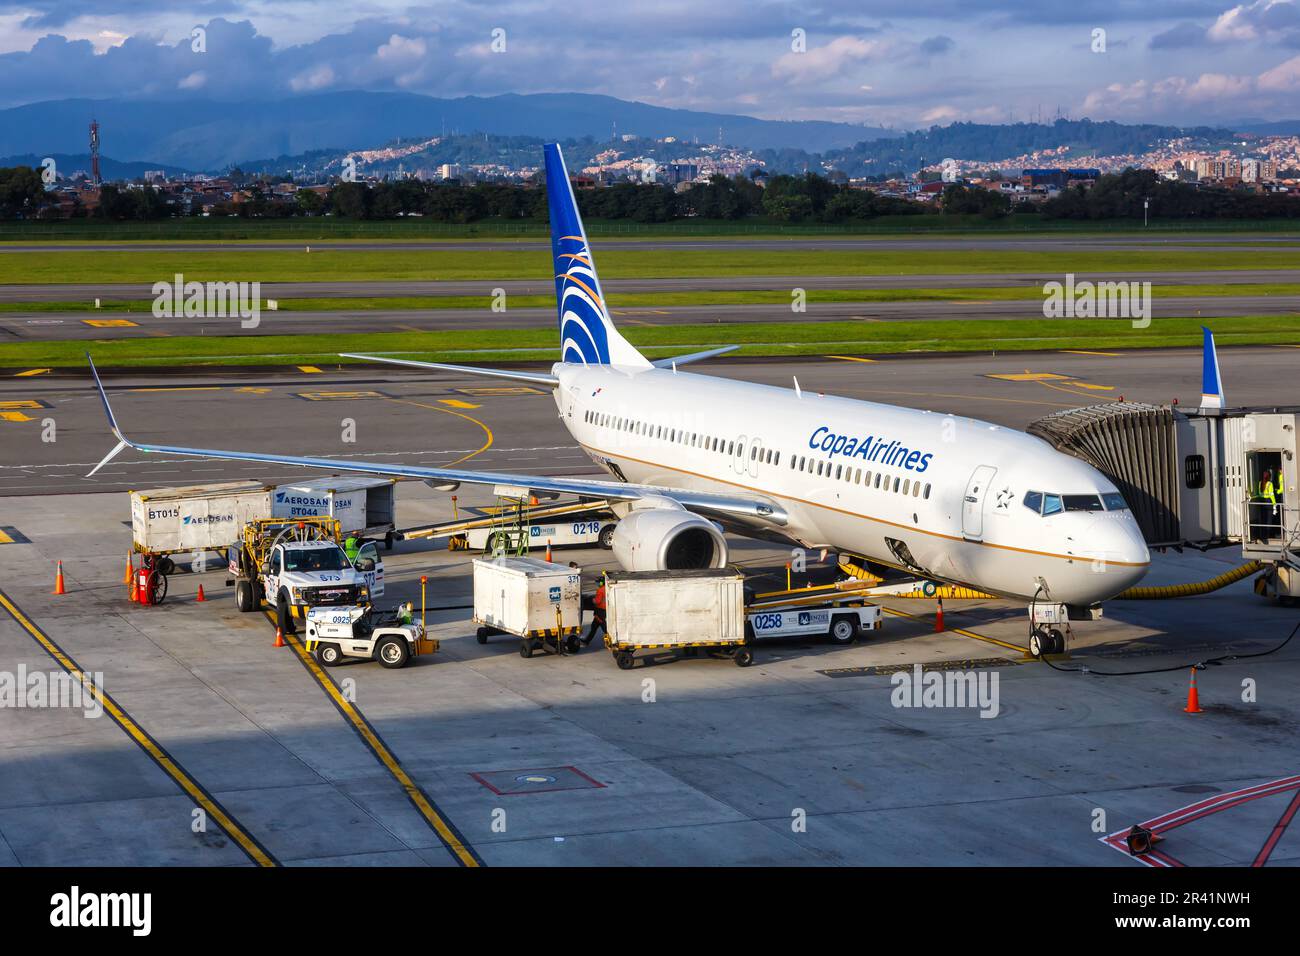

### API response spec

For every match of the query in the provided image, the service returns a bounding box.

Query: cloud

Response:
[919,35,955,55]
[376,34,426,60]
[1081,52,1300,118]
[772,36,890,84]
[289,64,335,91]
[1149,22,1211,48]
[1208,0,1300,44]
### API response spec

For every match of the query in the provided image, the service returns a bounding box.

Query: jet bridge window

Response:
[1185,454,1206,489]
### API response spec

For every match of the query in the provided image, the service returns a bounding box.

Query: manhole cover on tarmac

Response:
[470,766,606,796]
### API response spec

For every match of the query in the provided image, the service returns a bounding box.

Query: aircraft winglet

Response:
[1199,327,1225,410]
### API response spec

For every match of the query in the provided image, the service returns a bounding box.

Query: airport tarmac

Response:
[0,474,1296,866]
[4,270,1300,303]
[5,294,1295,341]
[1,349,1297,866]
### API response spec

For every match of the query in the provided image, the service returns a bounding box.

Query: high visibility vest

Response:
[1262,480,1277,505]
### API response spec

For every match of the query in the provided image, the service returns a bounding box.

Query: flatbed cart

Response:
[471,556,585,658]
[744,596,882,645]
[402,497,616,553]
[603,568,753,670]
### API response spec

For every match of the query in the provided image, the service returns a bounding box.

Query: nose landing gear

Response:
[1029,626,1066,658]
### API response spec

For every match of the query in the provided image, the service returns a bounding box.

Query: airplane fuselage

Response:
[555,362,1150,605]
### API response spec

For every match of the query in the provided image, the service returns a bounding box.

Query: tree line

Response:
[2,163,1297,223]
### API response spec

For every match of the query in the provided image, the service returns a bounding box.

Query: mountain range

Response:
[0,92,895,172]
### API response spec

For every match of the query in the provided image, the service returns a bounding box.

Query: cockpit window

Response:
[1063,494,1105,512]
[1024,490,1129,515]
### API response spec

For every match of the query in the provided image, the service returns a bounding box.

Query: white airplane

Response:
[88,143,1150,645]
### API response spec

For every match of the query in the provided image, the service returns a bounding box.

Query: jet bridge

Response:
[1028,401,1299,602]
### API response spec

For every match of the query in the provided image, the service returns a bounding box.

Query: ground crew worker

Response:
[1260,470,1280,539]
[583,578,607,645]
[344,535,361,564]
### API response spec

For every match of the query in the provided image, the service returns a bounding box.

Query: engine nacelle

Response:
[611,505,728,571]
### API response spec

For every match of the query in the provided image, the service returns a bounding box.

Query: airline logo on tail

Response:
[544,143,648,368]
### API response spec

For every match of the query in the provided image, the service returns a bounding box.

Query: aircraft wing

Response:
[86,357,787,528]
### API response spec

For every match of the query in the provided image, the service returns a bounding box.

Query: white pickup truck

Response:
[233,538,385,618]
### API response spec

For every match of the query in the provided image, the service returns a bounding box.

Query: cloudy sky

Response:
[0,1,1298,127]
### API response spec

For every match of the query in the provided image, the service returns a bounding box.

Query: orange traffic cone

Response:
[1183,668,1203,714]
[123,553,133,585]
[934,598,944,633]
[53,560,66,595]
[127,568,138,603]
[195,584,206,602]
[545,539,553,562]
[274,627,285,648]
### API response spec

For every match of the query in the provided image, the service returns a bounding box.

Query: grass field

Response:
[4,315,1295,368]
[4,247,1300,284]
[4,283,1298,313]
[2,215,1300,242]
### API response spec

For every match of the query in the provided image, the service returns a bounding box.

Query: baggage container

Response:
[131,481,272,561]
[472,557,583,658]
[271,477,397,543]
[605,568,752,669]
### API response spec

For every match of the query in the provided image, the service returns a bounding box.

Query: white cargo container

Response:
[271,477,397,543]
[472,557,583,658]
[605,568,752,669]
[131,481,272,561]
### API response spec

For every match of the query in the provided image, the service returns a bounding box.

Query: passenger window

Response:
[1023,491,1043,513]
[835,464,842,479]
[912,482,920,497]
[902,479,910,495]
[874,473,882,488]
[924,483,931,499]
[893,477,900,493]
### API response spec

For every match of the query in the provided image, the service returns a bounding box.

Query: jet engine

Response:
[610,500,728,571]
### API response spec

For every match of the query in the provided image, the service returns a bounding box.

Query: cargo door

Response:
[962,465,998,541]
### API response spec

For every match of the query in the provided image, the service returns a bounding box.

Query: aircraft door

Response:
[962,465,998,541]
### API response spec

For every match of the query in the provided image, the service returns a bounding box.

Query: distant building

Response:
[437,163,461,180]
[1020,168,1100,189]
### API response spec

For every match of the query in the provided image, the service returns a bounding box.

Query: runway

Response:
[2,346,1293,496]
[3,294,1295,341]
[4,270,1300,304]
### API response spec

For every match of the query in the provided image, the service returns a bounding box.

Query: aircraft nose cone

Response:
[1096,517,1150,593]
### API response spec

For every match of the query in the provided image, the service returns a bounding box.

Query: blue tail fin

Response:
[544,143,649,367]
[1200,326,1225,410]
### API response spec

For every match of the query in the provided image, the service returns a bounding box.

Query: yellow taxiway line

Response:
[262,609,482,867]
[0,590,279,867]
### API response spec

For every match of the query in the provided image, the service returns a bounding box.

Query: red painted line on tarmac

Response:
[1253,788,1300,867]
[1101,774,1300,867]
